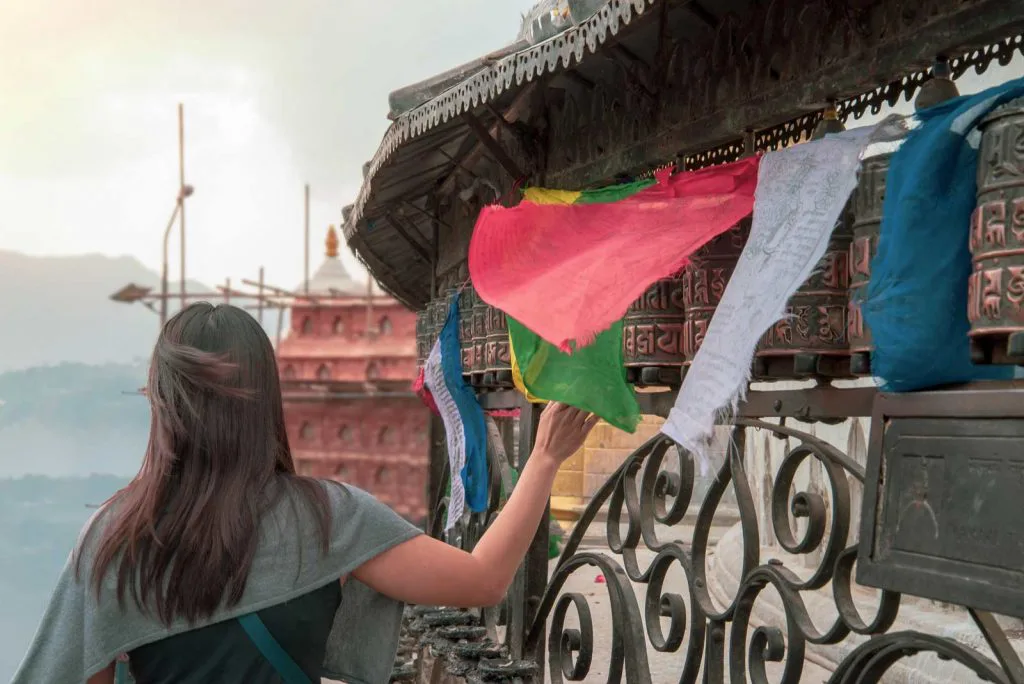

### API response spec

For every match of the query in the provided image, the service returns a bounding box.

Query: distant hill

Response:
[0,249,213,373]
[0,362,149,477]
[0,250,291,374]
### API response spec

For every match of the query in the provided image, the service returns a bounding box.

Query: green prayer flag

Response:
[508,316,640,434]
[575,177,656,205]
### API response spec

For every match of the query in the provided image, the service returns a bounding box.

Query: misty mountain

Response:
[0,249,199,372]
[0,475,129,680]
[0,362,149,477]
[0,250,289,373]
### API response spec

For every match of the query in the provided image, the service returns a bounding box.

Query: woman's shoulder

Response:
[278,477,394,521]
[74,499,119,556]
[274,477,421,546]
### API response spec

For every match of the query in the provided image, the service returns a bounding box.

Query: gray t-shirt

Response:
[11,480,422,684]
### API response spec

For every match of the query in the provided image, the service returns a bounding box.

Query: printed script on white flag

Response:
[662,125,878,472]
[423,341,466,530]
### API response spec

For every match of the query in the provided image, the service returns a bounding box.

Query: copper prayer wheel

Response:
[424,299,437,353]
[682,219,749,374]
[847,153,891,375]
[470,289,489,384]
[484,303,513,387]
[968,100,1024,364]
[754,205,854,379]
[457,285,476,377]
[623,276,686,386]
[415,308,430,367]
[428,296,447,354]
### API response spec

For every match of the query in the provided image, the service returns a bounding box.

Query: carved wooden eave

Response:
[344,0,1024,310]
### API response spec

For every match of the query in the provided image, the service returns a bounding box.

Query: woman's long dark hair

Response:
[79,303,332,624]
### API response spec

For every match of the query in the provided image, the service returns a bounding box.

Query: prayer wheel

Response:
[682,219,749,375]
[428,296,446,355]
[458,286,477,378]
[968,100,1024,364]
[470,289,489,385]
[847,153,891,375]
[415,309,430,367]
[622,276,687,387]
[754,206,854,379]
[484,303,513,387]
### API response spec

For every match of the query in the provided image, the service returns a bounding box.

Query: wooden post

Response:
[304,184,310,295]
[365,275,374,336]
[508,399,547,675]
[276,302,285,349]
[257,267,265,324]
[426,412,447,533]
[178,103,186,309]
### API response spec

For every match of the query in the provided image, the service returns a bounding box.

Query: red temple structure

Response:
[277,226,428,522]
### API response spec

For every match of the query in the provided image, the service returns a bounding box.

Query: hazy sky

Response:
[0,1,538,290]
[2,3,1022,292]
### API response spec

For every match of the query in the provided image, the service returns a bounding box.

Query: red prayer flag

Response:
[413,367,440,416]
[469,157,760,350]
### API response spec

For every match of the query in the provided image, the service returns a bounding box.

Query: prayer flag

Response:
[423,296,489,529]
[863,78,1024,391]
[469,158,760,351]
[508,316,640,434]
[412,367,440,416]
[663,128,878,471]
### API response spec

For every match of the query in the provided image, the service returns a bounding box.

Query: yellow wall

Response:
[550,415,664,525]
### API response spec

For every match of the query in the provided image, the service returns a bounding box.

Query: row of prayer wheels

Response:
[621,210,859,386]
[415,285,515,389]
[624,97,1024,380]
[415,98,1024,389]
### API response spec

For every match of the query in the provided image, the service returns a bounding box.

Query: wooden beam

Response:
[401,199,455,232]
[562,69,597,90]
[437,147,481,181]
[462,110,526,181]
[350,234,424,308]
[485,102,523,141]
[374,160,453,193]
[437,82,538,196]
[385,212,432,264]
[686,0,719,30]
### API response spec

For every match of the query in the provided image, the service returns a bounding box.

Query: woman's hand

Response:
[353,401,602,609]
[533,402,600,466]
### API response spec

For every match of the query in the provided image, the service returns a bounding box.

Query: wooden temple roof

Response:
[343,0,1024,310]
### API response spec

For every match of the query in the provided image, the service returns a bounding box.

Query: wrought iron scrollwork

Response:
[513,420,1022,683]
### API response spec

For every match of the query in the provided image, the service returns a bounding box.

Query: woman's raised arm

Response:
[352,402,598,608]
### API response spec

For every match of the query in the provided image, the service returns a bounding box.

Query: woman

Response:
[13,303,597,684]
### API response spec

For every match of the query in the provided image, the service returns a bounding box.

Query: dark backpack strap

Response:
[237,613,313,684]
[114,657,130,684]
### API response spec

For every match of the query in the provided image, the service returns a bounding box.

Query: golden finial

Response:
[325,225,339,258]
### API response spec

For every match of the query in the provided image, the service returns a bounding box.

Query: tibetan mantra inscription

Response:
[682,220,749,365]
[470,288,489,379]
[622,276,686,368]
[458,286,476,374]
[969,101,1024,363]
[848,154,890,374]
[755,205,853,374]
[415,309,430,367]
[858,399,1024,618]
[483,304,511,382]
